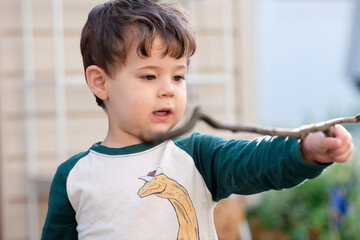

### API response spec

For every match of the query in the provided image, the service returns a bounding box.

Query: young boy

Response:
[41,0,353,239]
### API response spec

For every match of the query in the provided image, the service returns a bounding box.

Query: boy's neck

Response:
[101,131,143,148]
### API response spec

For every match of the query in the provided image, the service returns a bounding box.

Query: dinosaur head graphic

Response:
[137,173,168,198]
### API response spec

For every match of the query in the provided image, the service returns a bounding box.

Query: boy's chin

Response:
[151,127,172,134]
[138,123,176,138]
[148,125,174,134]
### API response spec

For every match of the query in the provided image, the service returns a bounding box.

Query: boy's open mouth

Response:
[152,108,173,121]
[154,110,171,115]
[153,108,172,116]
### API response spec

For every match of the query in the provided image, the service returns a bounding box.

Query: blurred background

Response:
[0,0,359,239]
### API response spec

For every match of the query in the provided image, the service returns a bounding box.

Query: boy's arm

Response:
[301,124,353,165]
[183,133,337,201]
[41,165,78,240]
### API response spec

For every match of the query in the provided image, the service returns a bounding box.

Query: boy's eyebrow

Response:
[136,64,188,71]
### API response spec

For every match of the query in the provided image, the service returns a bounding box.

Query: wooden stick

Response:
[140,106,360,143]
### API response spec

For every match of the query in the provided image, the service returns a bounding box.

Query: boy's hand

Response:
[301,125,353,165]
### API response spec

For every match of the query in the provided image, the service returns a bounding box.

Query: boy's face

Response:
[104,37,187,145]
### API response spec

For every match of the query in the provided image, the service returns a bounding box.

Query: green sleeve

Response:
[41,152,87,240]
[174,133,330,202]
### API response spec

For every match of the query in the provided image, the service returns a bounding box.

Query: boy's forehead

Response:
[152,37,166,51]
[130,36,167,55]
[129,36,188,63]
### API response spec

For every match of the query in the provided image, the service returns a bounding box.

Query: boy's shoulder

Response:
[174,132,228,144]
[174,132,248,150]
[173,132,239,158]
[56,145,94,176]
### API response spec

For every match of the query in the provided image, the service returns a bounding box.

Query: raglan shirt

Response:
[41,133,329,240]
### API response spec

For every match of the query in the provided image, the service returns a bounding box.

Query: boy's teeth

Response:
[156,111,168,115]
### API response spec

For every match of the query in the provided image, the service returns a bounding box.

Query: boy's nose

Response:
[158,81,175,98]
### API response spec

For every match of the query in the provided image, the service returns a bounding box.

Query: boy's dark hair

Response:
[80,0,197,109]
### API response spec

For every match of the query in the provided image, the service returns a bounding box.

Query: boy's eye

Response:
[173,75,185,81]
[142,75,156,81]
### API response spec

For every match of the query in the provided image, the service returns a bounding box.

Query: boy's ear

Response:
[86,65,109,101]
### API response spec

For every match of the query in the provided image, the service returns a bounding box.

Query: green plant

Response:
[248,155,360,240]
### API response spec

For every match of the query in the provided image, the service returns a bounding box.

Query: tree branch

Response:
[140,106,360,144]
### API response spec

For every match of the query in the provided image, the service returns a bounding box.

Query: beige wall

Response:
[0,1,4,237]
[0,0,256,239]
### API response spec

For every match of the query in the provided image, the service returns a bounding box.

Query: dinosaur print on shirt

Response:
[138,170,200,240]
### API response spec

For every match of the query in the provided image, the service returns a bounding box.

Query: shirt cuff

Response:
[289,139,332,179]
